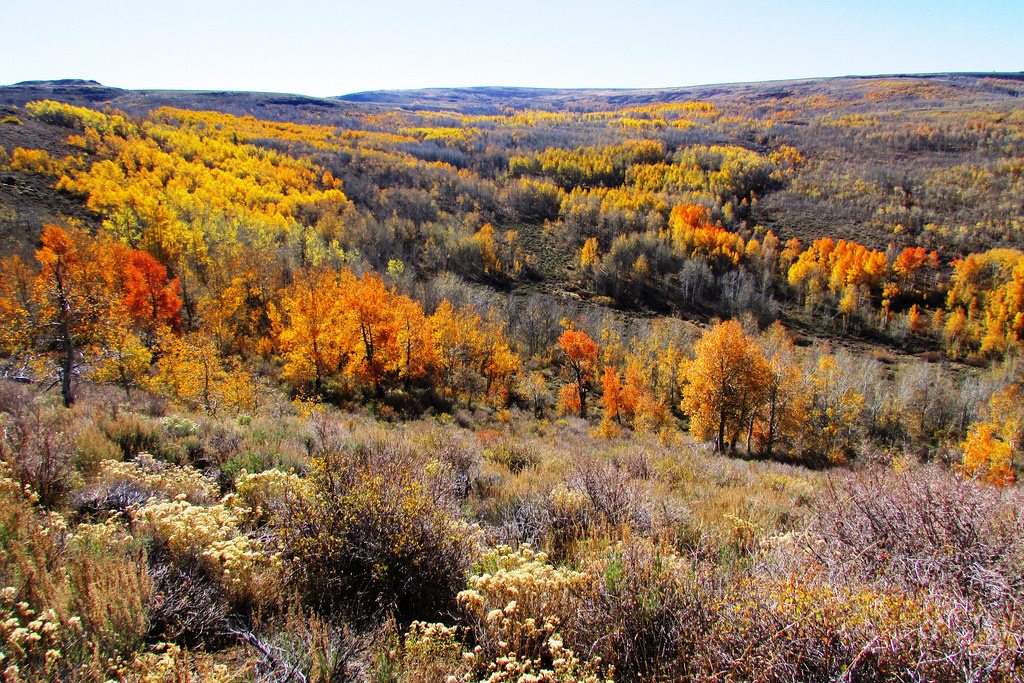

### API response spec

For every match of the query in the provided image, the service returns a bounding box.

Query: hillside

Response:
[0,74,1023,681]
[5,73,1024,261]
[337,72,1024,111]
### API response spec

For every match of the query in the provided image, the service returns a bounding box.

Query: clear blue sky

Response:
[3,0,1022,96]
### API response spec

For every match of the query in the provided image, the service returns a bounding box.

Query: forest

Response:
[0,73,1022,681]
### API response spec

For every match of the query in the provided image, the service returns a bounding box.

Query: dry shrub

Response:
[393,620,464,682]
[491,453,673,562]
[569,456,652,530]
[698,464,1024,681]
[697,567,1024,682]
[492,495,553,549]
[72,479,152,517]
[0,472,152,681]
[812,465,1024,608]
[575,538,713,682]
[1,402,79,508]
[72,424,122,478]
[307,406,351,456]
[198,420,243,468]
[483,435,538,474]
[236,606,363,683]
[0,380,30,416]
[414,427,481,501]
[145,553,229,646]
[277,431,477,623]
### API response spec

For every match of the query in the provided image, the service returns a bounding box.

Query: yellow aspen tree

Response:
[681,320,770,453]
[580,237,599,271]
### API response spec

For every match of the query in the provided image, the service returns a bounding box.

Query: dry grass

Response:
[1,386,1021,681]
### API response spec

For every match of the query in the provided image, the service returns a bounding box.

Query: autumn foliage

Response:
[558,328,599,418]
[0,224,182,406]
[2,84,1024,682]
[681,320,770,453]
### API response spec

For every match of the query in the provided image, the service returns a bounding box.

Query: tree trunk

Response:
[764,388,778,459]
[745,415,755,454]
[54,262,75,408]
[60,340,74,407]
[717,409,726,453]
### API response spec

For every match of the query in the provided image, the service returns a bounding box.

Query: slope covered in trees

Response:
[0,75,1023,681]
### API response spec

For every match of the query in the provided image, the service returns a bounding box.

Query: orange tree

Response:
[0,225,119,406]
[0,224,182,406]
[558,327,599,419]
[272,268,348,395]
[431,300,520,407]
[272,268,437,396]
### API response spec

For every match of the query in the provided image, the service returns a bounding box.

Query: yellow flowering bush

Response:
[202,535,283,598]
[135,498,240,554]
[456,545,606,681]
[462,635,612,683]
[397,621,465,681]
[116,642,246,683]
[234,468,307,524]
[0,597,73,683]
[133,497,281,603]
[459,545,590,634]
[99,454,218,503]
[68,514,135,553]
[398,619,613,683]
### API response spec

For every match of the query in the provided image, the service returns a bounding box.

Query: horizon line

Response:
[4,70,1023,101]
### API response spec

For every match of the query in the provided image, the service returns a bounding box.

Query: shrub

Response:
[66,518,152,658]
[811,465,1024,608]
[241,607,361,683]
[100,412,176,461]
[0,381,29,416]
[234,468,307,525]
[1,403,79,508]
[277,436,476,622]
[454,545,611,682]
[116,642,243,682]
[483,436,538,474]
[0,470,152,681]
[72,424,122,478]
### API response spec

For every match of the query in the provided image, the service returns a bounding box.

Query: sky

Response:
[3,0,1022,96]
